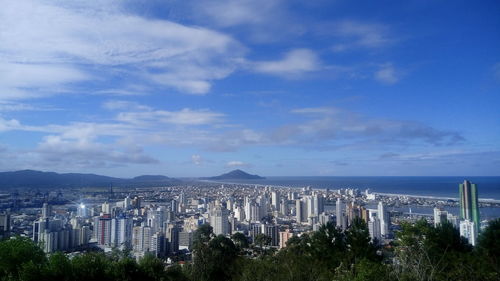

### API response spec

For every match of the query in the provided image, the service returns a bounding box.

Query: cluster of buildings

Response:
[433,180,481,245]
[0,179,486,259]
[26,184,396,258]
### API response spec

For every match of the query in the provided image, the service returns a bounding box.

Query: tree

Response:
[345,217,378,265]
[191,233,239,281]
[112,256,143,281]
[138,254,166,281]
[193,223,213,246]
[477,218,500,277]
[70,252,114,281]
[231,232,249,251]
[0,236,47,280]
[253,234,271,250]
[309,222,347,269]
[43,252,74,281]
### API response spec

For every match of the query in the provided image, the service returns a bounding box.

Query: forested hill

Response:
[203,169,265,180]
[0,170,178,188]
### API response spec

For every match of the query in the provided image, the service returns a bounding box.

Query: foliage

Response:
[0,218,498,281]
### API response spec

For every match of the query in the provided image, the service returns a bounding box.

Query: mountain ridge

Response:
[0,170,177,188]
[202,169,265,180]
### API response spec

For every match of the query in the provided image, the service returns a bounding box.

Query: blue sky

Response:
[0,0,499,177]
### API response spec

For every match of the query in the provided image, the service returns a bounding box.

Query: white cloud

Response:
[253,49,321,77]
[277,106,464,146]
[35,135,158,168]
[225,160,250,168]
[186,0,303,43]
[0,0,245,98]
[191,155,203,165]
[329,20,392,51]
[374,64,399,84]
[102,100,151,111]
[115,108,225,126]
[198,0,283,27]
[291,107,341,115]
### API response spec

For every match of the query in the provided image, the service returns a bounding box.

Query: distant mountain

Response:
[0,170,178,189]
[204,169,265,180]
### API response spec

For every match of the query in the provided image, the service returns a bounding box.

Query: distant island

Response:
[203,169,265,180]
[0,170,178,189]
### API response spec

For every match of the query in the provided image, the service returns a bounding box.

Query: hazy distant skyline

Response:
[0,0,499,177]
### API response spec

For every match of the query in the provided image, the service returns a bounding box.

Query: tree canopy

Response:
[0,218,498,281]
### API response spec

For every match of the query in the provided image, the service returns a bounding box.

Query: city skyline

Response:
[0,0,499,177]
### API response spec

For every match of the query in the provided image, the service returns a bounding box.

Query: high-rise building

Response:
[261,224,279,247]
[279,229,294,249]
[96,214,112,247]
[111,216,133,248]
[377,202,389,237]
[210,206,230,235]
[271,191,280,210]
[459,219,477,246]
[77,203,88,218]
[171,199,178,214]
[459,180,480,233]
[368,217,382,243]
[336,198,345,230]
[0,212,10,239]
[295,199,305,223]
[279,199,289,216]
[179,231,193,250]
[312,194,324,217]
[433,208,448,227]
[360,207,370,223]
[42,203,52,219]
[101,202,111,214]
[165,223,180,254]
[132,225,153,253]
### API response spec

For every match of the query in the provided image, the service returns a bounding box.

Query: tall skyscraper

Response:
[368,217,382,243]
[459,180,480,233]
[378,202,389,237]
[336,198,345,230]
[42,203,52,219]
[111,216,133,248]
[271,191,280,210]
[97,214,112,247]
[210,206,230,235]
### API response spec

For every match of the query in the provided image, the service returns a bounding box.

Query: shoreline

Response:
[199,179,500,203]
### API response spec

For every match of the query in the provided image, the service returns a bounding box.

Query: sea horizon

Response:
[208,176,500,201]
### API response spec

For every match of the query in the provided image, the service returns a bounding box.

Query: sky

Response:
[0,0,499,177]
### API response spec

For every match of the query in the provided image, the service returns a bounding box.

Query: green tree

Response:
[191,232,239,281]
[43,252,74,281]
[345,217,378,265]
[138,254,166,281]
[253,234,272,256]
[111,256,143,281]
[0,237,47,280]
[71,252,114,281]
[477,218,500,279]
[231,232,249,251]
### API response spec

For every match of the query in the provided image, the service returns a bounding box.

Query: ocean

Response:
[217,176,500,200]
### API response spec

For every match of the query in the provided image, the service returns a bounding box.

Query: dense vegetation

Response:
[1,218,498,281]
